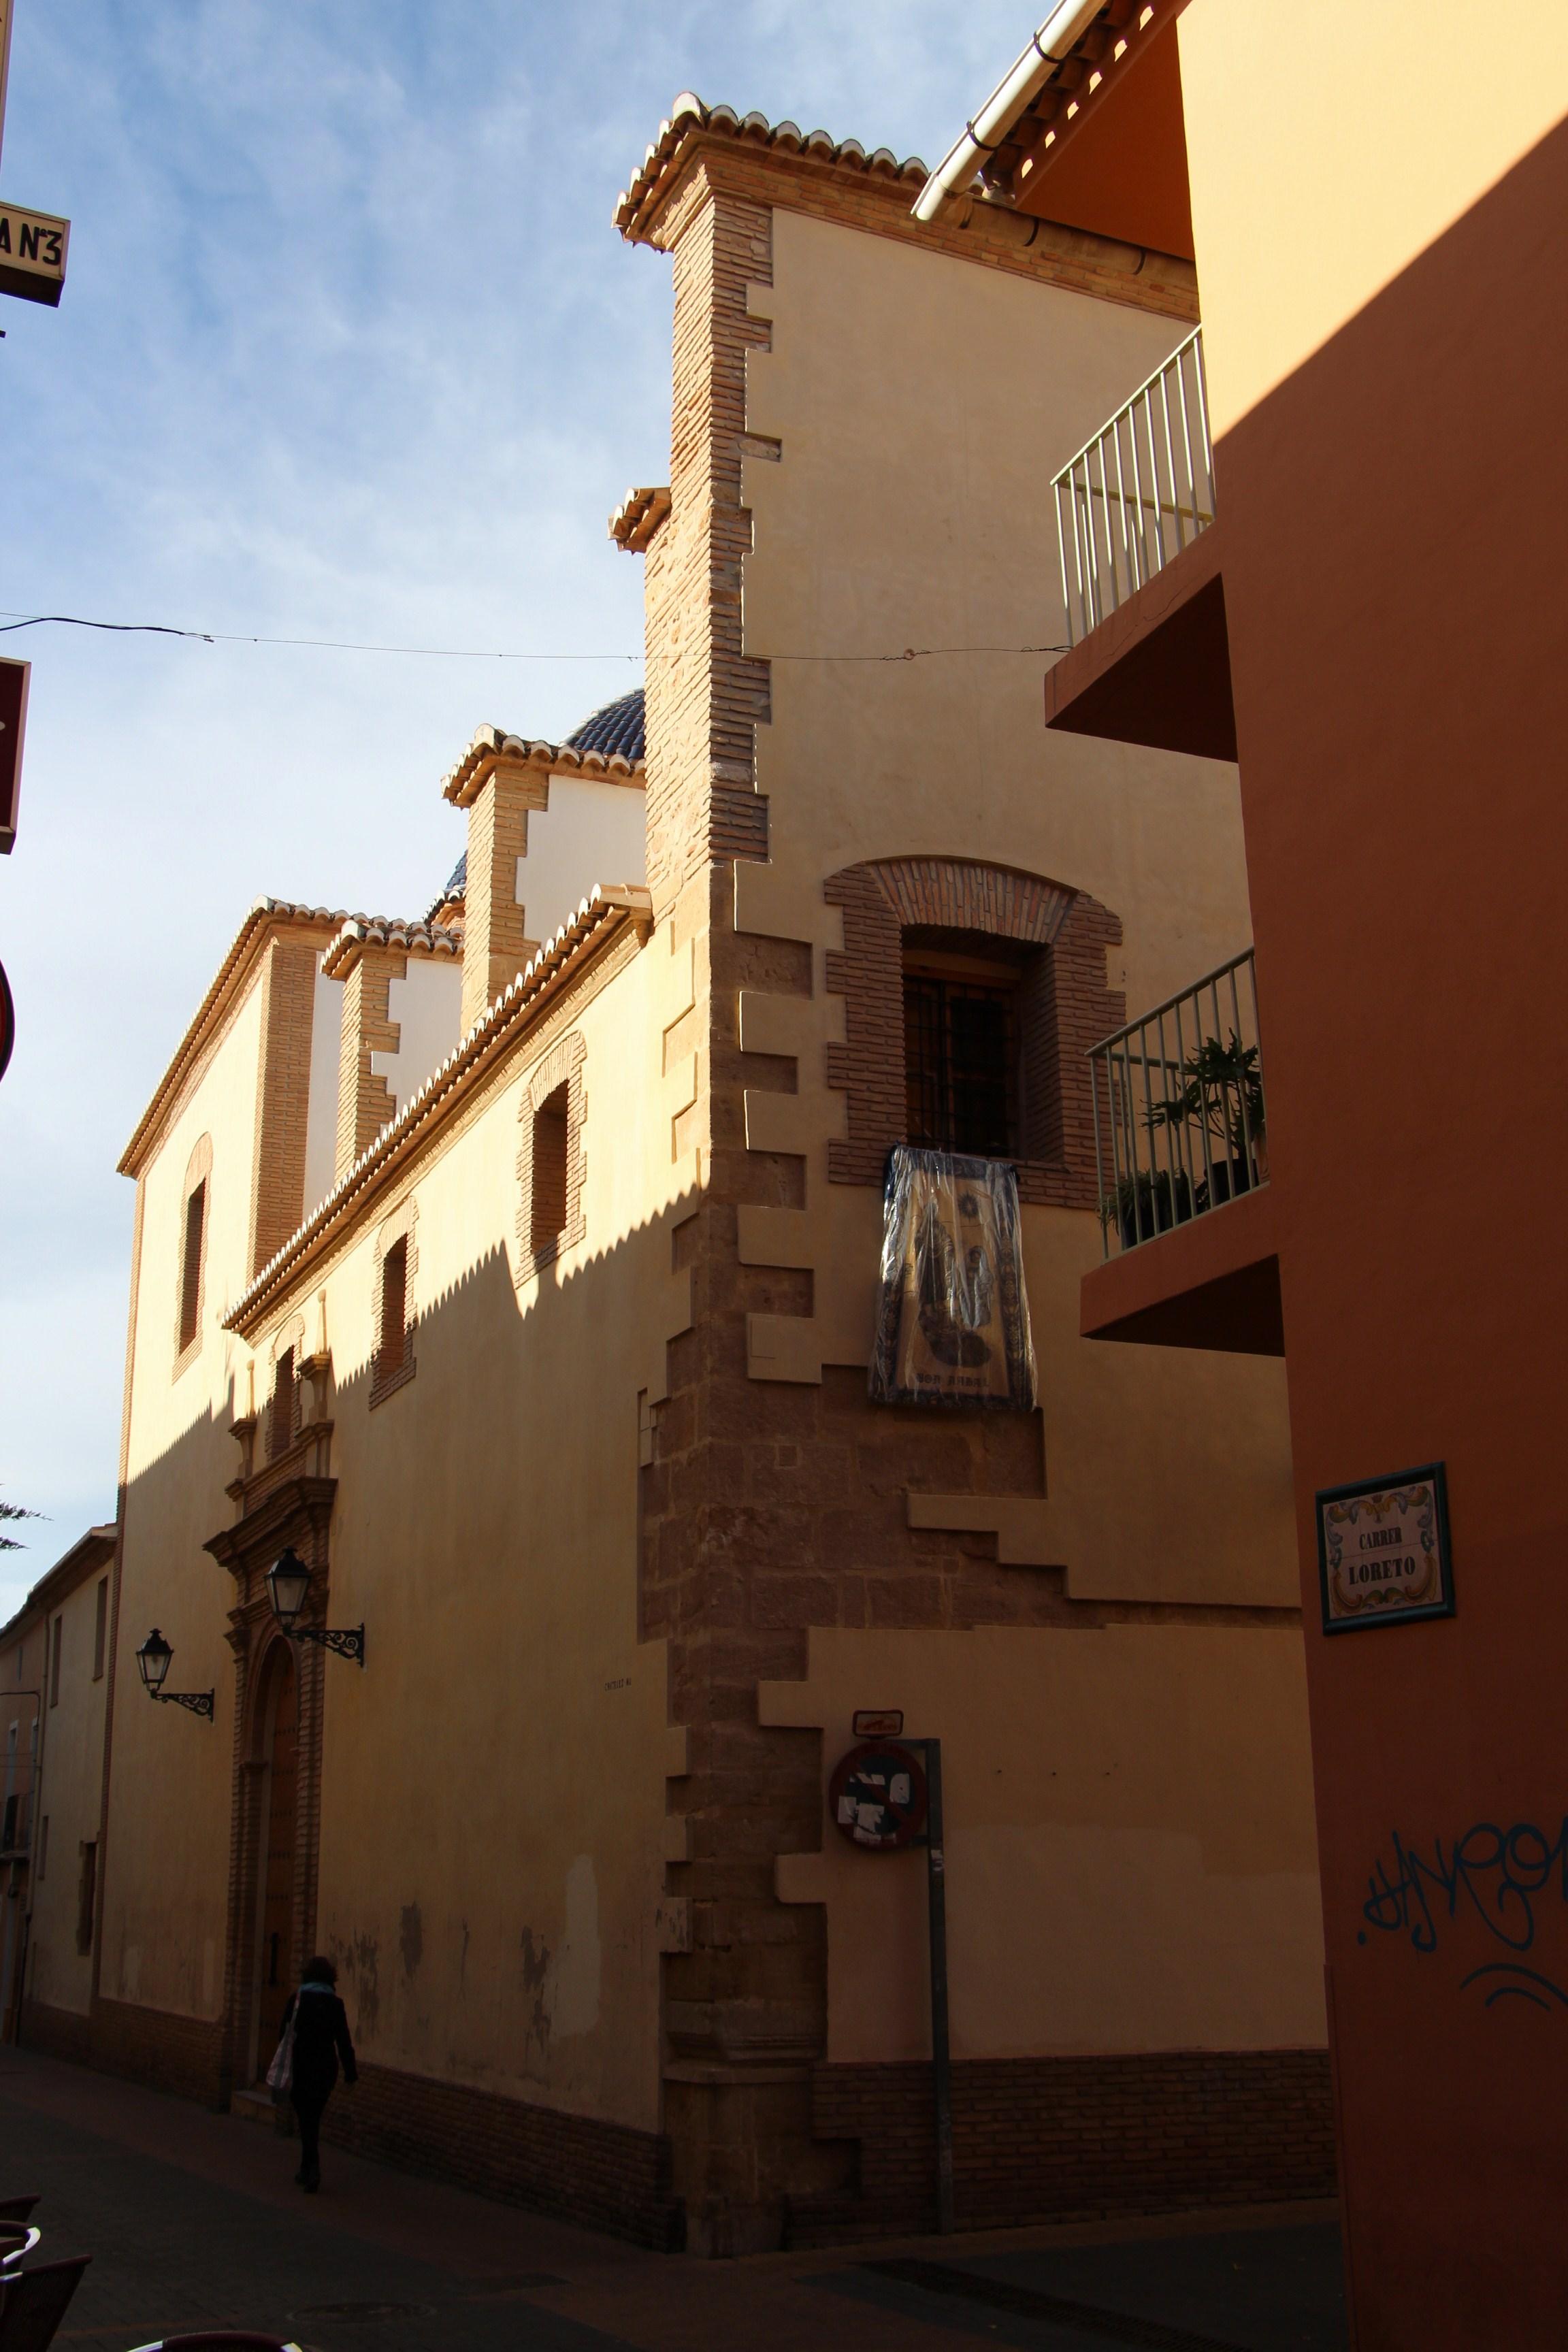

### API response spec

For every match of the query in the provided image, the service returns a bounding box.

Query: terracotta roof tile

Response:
[440,717,645,810]
[614,93,927,244]
[321,913,463,979]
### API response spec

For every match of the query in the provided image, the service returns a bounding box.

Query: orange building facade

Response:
[919,3,1568,2342]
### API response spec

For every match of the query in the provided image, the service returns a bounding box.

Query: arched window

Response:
[370,1202,418,1407]
[517,1034,587,1279]
[825,857,1124,1207]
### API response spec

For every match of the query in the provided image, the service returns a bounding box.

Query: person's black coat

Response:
[283,1982,357,2104]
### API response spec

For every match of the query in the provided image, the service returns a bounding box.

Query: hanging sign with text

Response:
[1317,1462,1454,1633]
[0,203,68,306]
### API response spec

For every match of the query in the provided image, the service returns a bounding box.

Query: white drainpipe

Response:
[912,0,1106,223]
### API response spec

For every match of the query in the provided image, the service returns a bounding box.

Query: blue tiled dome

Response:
[566,686,645,762]
[433,688,644,913]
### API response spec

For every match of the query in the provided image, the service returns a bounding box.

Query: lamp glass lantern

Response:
[266,1548,312,1631]
[136,1627,174,1696]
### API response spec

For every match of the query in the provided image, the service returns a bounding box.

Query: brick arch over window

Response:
[370,1195,419,1409]
[823,855,1124,1205]
[516,1030,587,1279]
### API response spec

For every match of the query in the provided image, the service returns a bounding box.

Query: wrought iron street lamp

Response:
[265,1549,365,1667]
[135,1629,214,1719]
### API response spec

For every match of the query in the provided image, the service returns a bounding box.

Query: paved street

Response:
[1,2046,1346,2352]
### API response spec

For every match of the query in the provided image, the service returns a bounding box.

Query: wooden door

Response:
[255,1648,297,2078]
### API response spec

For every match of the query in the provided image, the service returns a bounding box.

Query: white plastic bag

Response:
[265,2008,295,2096]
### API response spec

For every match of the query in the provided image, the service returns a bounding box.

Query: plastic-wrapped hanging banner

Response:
[868,1147,1036,1408]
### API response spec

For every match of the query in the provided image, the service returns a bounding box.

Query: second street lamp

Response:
[265,1549,365,1667]
[135,1629,214,1719]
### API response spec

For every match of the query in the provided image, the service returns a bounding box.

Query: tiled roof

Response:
[615,93,928,244]
[609,487,672,553]
[440,708,646,810]
[321,913,463,980]
[434,690,647,911]
[225,885,654,1334]
[429,851,469,918]
[566,687,646,762]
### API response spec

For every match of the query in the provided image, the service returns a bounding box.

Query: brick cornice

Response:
[618,102,1197,322]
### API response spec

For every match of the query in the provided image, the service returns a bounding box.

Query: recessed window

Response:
[76,1840,98,1956]
[379,1237,408,1377]
[531,1082,570,1256]
[903,936,1028,1158]
[48,1616,62,1709]
[178,1179,207,1354]
[93,1578,109,1682]
[269,1348,296,1460]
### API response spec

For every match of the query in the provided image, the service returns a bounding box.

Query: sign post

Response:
[830,1719,955,2234]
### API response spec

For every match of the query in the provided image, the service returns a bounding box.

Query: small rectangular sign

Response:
[0,655,28,852]
[0,203,68,306]
[1317,1462,1453,1633]
[852,1708,904,1739]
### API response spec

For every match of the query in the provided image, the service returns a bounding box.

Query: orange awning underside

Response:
[1015,20,1194,262]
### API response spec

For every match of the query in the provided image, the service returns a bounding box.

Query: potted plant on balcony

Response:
[1107,1163,1194,1248]
[1148,1032,1266,1211]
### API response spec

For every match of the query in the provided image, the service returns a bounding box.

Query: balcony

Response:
[1080,949,1282,1354]
[1055,326,1215,644]
[1045,325,1237,762]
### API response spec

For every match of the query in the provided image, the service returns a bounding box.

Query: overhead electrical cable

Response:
[0,610,1066,663]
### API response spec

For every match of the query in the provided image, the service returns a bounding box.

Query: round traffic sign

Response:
[828,1740,928,1851]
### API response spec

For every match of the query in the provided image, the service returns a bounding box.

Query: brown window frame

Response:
[48,1616,61,1708]
[902,939,1028,1160]
[530,1082,571,1257]
[178,1181,206,1352]
[173,1136,214,1378]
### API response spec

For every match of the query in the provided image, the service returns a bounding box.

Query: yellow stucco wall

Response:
[106,971,272,2023]
[765,1624,1322,2059]
[725,206,1318,2055]
[225,911,693,2130]
[1179,1,1568,438]
[28,1569,112,2016]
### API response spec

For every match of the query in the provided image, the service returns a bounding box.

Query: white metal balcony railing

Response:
[1088,948,1266,1258]
[1054,326,1215,647]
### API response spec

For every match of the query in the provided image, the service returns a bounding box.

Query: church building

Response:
[45,94,1328,2253]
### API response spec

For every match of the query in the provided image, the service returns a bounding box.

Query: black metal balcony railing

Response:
[1053,325,1215,646]
[1088,949,1266,1257]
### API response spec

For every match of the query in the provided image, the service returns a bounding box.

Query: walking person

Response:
[280,1955,357,2192]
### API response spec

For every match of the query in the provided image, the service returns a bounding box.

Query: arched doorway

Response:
[253,1642,297,2081]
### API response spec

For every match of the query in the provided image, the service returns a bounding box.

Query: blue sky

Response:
[0,0,1026,1616]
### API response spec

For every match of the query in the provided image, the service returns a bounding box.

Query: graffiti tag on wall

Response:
[1360,1819,1568,2011]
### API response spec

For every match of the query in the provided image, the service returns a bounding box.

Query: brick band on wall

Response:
[322,2058,682,2250]
[823,855,1124,1203]
[790,2048,1337,2245]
